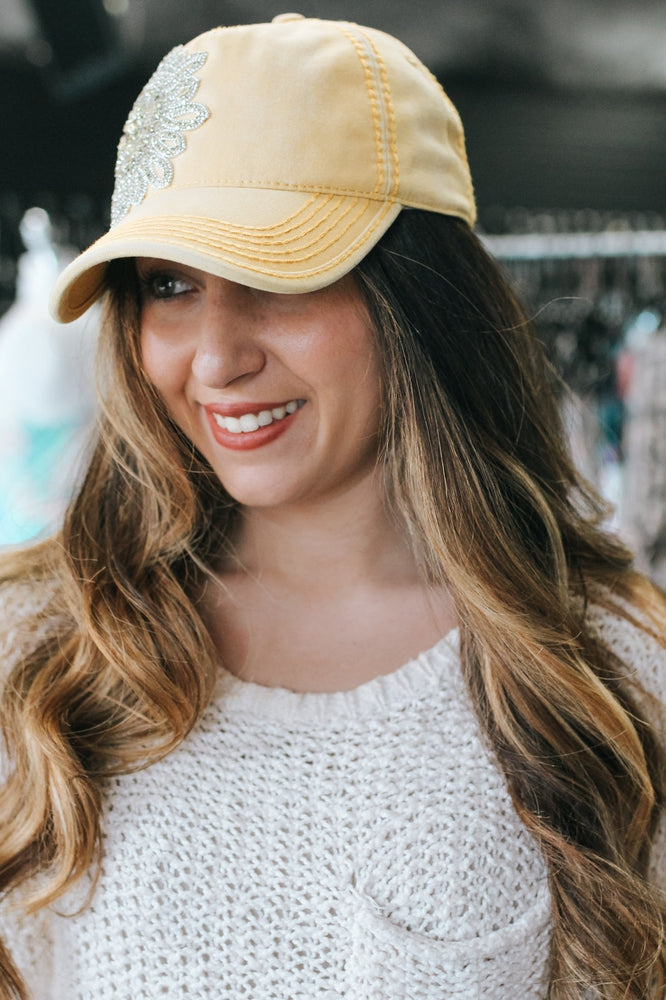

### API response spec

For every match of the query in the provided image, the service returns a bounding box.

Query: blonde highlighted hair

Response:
[1,212,665,998]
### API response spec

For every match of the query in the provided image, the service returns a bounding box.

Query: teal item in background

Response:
[0,420,84,546]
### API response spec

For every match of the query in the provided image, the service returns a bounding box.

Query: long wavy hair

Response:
[1,210,665,998]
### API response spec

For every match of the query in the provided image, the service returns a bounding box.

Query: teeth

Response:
[213,399,303,434]
[239,413,260,432]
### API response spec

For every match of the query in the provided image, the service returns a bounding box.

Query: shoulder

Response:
[585,594,666,731]
[584,594,666,886]
[587,596,665,679]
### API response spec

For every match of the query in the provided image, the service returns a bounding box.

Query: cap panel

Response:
[365,30,475,222]
[179,23,384,197]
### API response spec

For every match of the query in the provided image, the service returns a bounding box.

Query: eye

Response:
[138,270,194,301]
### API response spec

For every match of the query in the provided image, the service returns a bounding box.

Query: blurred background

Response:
[0,0,665,579]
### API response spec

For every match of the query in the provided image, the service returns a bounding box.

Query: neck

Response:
[227,469,419,592]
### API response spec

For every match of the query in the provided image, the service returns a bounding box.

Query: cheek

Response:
[331,324,382,404]
[139,333,200,443]
[314,300,379,376]
[140,325,187,396]
[315,339,382,447]
[352,337,383,435]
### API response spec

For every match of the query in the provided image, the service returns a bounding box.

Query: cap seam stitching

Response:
[339,26,384,199]
[103,201,396,278]
[359,27,400,198]
[115,198,366,256]
[163,180,398,198]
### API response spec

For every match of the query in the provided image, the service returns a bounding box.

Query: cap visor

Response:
[51,187,402,322]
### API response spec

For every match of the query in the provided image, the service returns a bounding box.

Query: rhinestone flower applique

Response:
[110,46,210,227]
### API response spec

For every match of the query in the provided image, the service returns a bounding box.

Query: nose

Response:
[190,281,266,388]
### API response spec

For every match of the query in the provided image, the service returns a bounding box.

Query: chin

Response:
[214,475,305,511]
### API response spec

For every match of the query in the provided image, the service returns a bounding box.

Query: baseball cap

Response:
[51,13,476,322]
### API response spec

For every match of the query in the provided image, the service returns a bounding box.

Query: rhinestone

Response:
[110,46,210,227]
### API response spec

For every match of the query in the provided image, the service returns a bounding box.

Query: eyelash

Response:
[139,272,193,301]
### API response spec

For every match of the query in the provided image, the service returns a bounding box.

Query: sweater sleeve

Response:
[0,578,57,999]
[0,576,57,683]
[588,602,666,890]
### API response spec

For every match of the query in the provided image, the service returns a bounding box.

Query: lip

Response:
[205,400,299,419]
[203,400,305,451]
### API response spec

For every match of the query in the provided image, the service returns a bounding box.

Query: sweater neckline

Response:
[211,627,461,725]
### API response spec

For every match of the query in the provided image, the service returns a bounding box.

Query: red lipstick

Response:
[203,400,305,451]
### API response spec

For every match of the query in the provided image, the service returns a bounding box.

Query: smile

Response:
[211,399,306,434]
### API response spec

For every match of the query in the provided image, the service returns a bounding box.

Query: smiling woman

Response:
[1,14,666,1000]
[136,261,382,510]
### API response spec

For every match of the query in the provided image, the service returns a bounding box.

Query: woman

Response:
[1,15,665,1000]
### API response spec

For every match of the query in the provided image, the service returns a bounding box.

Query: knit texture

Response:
[1,580,665,999]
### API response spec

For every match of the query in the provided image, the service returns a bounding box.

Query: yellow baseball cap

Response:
[51,14,476,322]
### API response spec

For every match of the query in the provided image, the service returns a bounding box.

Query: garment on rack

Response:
[0,209,97,546]
[621,327,666,588]
[561,389,601,486]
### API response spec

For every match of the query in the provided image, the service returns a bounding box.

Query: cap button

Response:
[272,12,305,22]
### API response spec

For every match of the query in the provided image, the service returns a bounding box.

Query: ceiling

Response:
[1,0,666,90]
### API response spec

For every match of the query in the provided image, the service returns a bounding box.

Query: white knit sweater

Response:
[2,581,666,1000]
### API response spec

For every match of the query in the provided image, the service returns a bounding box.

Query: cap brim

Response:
[51,187,402,323]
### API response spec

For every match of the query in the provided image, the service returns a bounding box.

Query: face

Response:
[137,258,383,511]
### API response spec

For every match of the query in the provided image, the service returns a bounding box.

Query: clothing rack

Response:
[477,221,666,407]
[482,229,666,261]
[478,219,666,584]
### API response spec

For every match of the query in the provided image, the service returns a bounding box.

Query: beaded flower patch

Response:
[110,46,210,227]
